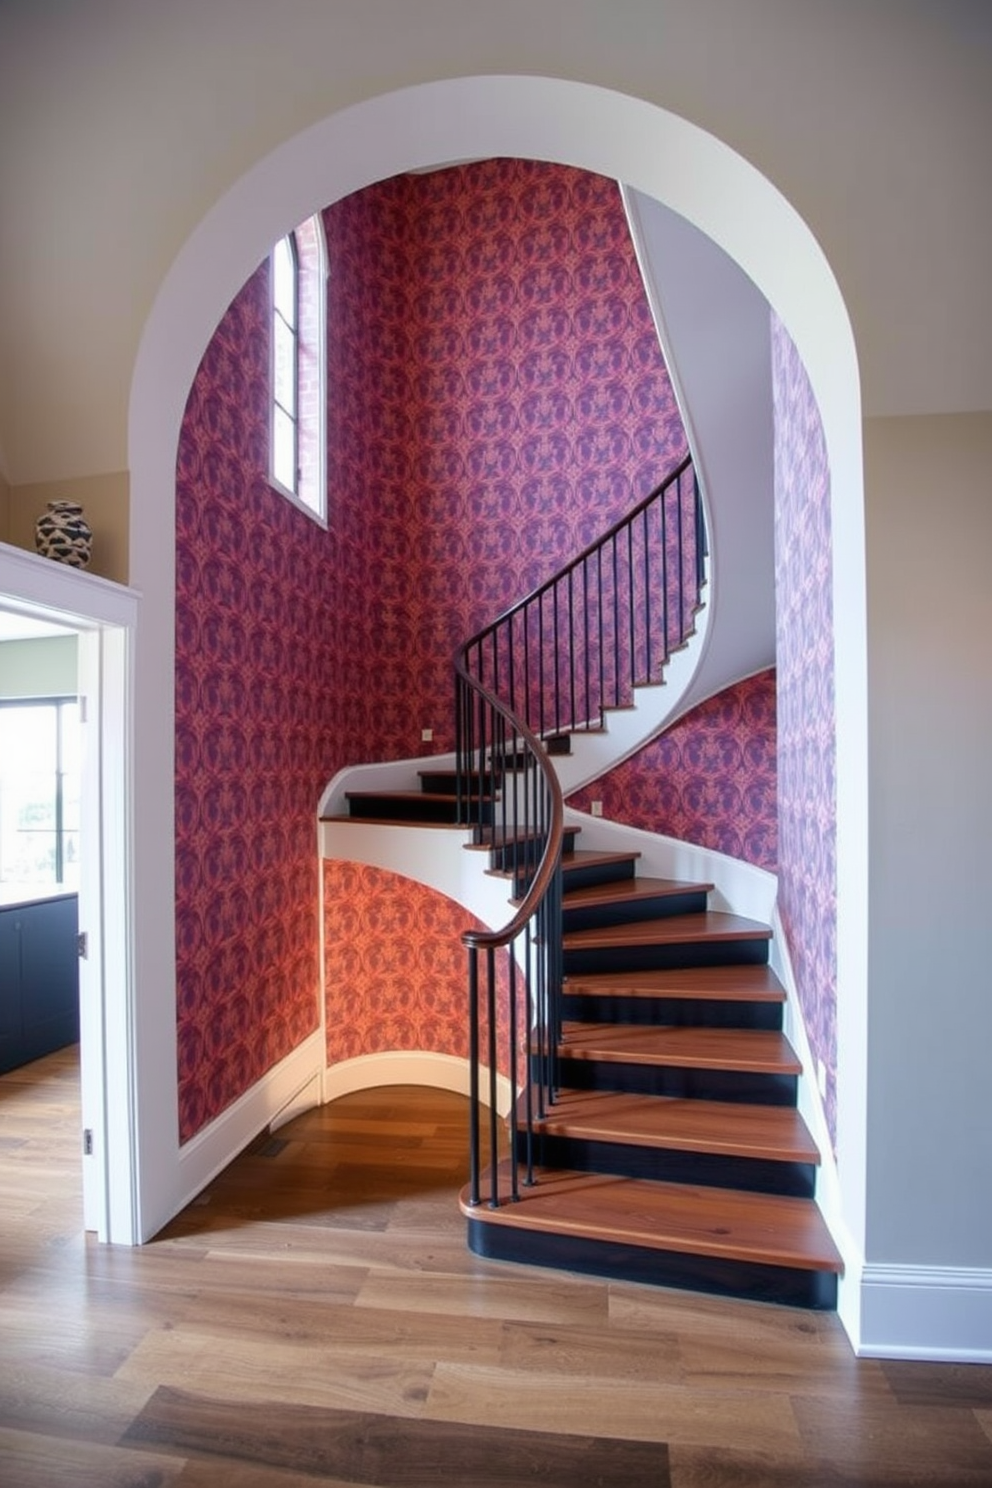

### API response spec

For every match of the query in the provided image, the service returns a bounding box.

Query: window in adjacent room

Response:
[270,214,327,522]
[0,697,80,888]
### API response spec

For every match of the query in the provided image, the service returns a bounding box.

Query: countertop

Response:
[0,885,78,911]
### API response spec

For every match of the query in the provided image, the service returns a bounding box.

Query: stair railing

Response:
[457,454,704,1210]
[461,452,704,741]
[455,662,564,1210]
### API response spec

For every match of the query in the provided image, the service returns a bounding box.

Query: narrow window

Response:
[270,217,327,523]
[271,233,299,497]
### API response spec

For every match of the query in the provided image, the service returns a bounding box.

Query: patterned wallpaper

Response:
[771,313,838,1142]
[175,160,690,1140]
[323,861,512,1071]
[175,263,342,1144]
[323,159,689,762]
[566,669,778,870]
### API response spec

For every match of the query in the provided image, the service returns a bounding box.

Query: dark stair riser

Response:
[552,1055,798,1107]
[563,886,710,932]
[561,991,784,1031]
[346,793,494,825]
[558,857,636,895]
[485,826,580,872]
[467,1220,838,1311]
[418,770,496,795]
[563,936,770,977]
[514,855,636,898]
[519,1130,817,1199]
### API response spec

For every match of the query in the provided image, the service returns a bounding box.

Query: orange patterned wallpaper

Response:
[323,860,515,1070]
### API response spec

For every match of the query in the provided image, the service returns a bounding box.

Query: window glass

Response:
[0,699,79,887]
[270,218,326,522]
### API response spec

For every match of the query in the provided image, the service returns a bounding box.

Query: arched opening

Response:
[126,78,867,1311]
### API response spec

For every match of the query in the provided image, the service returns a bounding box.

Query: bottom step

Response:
[461,1163,842,1311]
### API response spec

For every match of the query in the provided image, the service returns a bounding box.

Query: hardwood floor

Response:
[2,1048,991,1486]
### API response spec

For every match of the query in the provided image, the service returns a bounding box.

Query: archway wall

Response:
[129,79,866,1280]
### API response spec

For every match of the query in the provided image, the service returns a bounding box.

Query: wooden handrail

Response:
[455,673,563,958]
[470,451,693,648]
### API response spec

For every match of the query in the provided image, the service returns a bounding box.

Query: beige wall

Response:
[6,471,129,585]
[0,634,78,697]
[1,1,988,488]
[0,467,9,545]
[863,409,992,1267]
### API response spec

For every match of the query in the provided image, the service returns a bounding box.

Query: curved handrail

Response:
[455,678,564,956]
[461,453,703,743]
[477,451,694,643]
[454,649,564,1210]
[456,453,704,1211]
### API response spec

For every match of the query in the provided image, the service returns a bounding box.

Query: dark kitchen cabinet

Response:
[0,893,79,1074]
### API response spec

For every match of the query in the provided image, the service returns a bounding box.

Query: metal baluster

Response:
[611,535,620,708]
[597,545,605,724]
[676,469,686,645]
[486,945,499,1208]
[538,596,545,741]
[553,581,561,737]
[660,488,670,661]
[627,517,636,697]
[508,951,519,1203]
[567,566,575,730]
[523,917,535,1186]
[523,602,532,737]
[582,556,590,730]
[642,504,651,684]
[468,946,480,1207]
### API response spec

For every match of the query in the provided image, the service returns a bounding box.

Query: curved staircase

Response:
[325,454,841,1309]
[332,767,843,1310]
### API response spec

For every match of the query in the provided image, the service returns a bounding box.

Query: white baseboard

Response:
[856,1264,992,1362]
[168,1032,325,1232]
[322,1049,512,1115]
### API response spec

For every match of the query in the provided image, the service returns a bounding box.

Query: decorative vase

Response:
[34,500,93,569]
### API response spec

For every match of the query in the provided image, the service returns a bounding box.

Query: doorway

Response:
[0,545,138,1242]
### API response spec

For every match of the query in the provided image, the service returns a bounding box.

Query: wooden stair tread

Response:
[559,1023,801,1074]
[564,964,787,1001]
[461,1164,843,1274]
[563,875,713,909]
[563,911,772,951]
[531,1089,819,1164]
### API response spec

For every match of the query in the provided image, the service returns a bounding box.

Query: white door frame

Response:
[0,543,139,1243]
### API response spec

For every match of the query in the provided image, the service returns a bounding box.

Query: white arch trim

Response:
[127,77,868,1318]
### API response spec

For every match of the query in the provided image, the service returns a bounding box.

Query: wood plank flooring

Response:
[2,1046,992,1486]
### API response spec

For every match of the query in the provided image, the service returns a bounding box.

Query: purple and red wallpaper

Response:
[566,669,778,870]
[175,160,692,1140]
[771,313,838,1142]
[175,262,347,1142]
[324,160,689,761]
